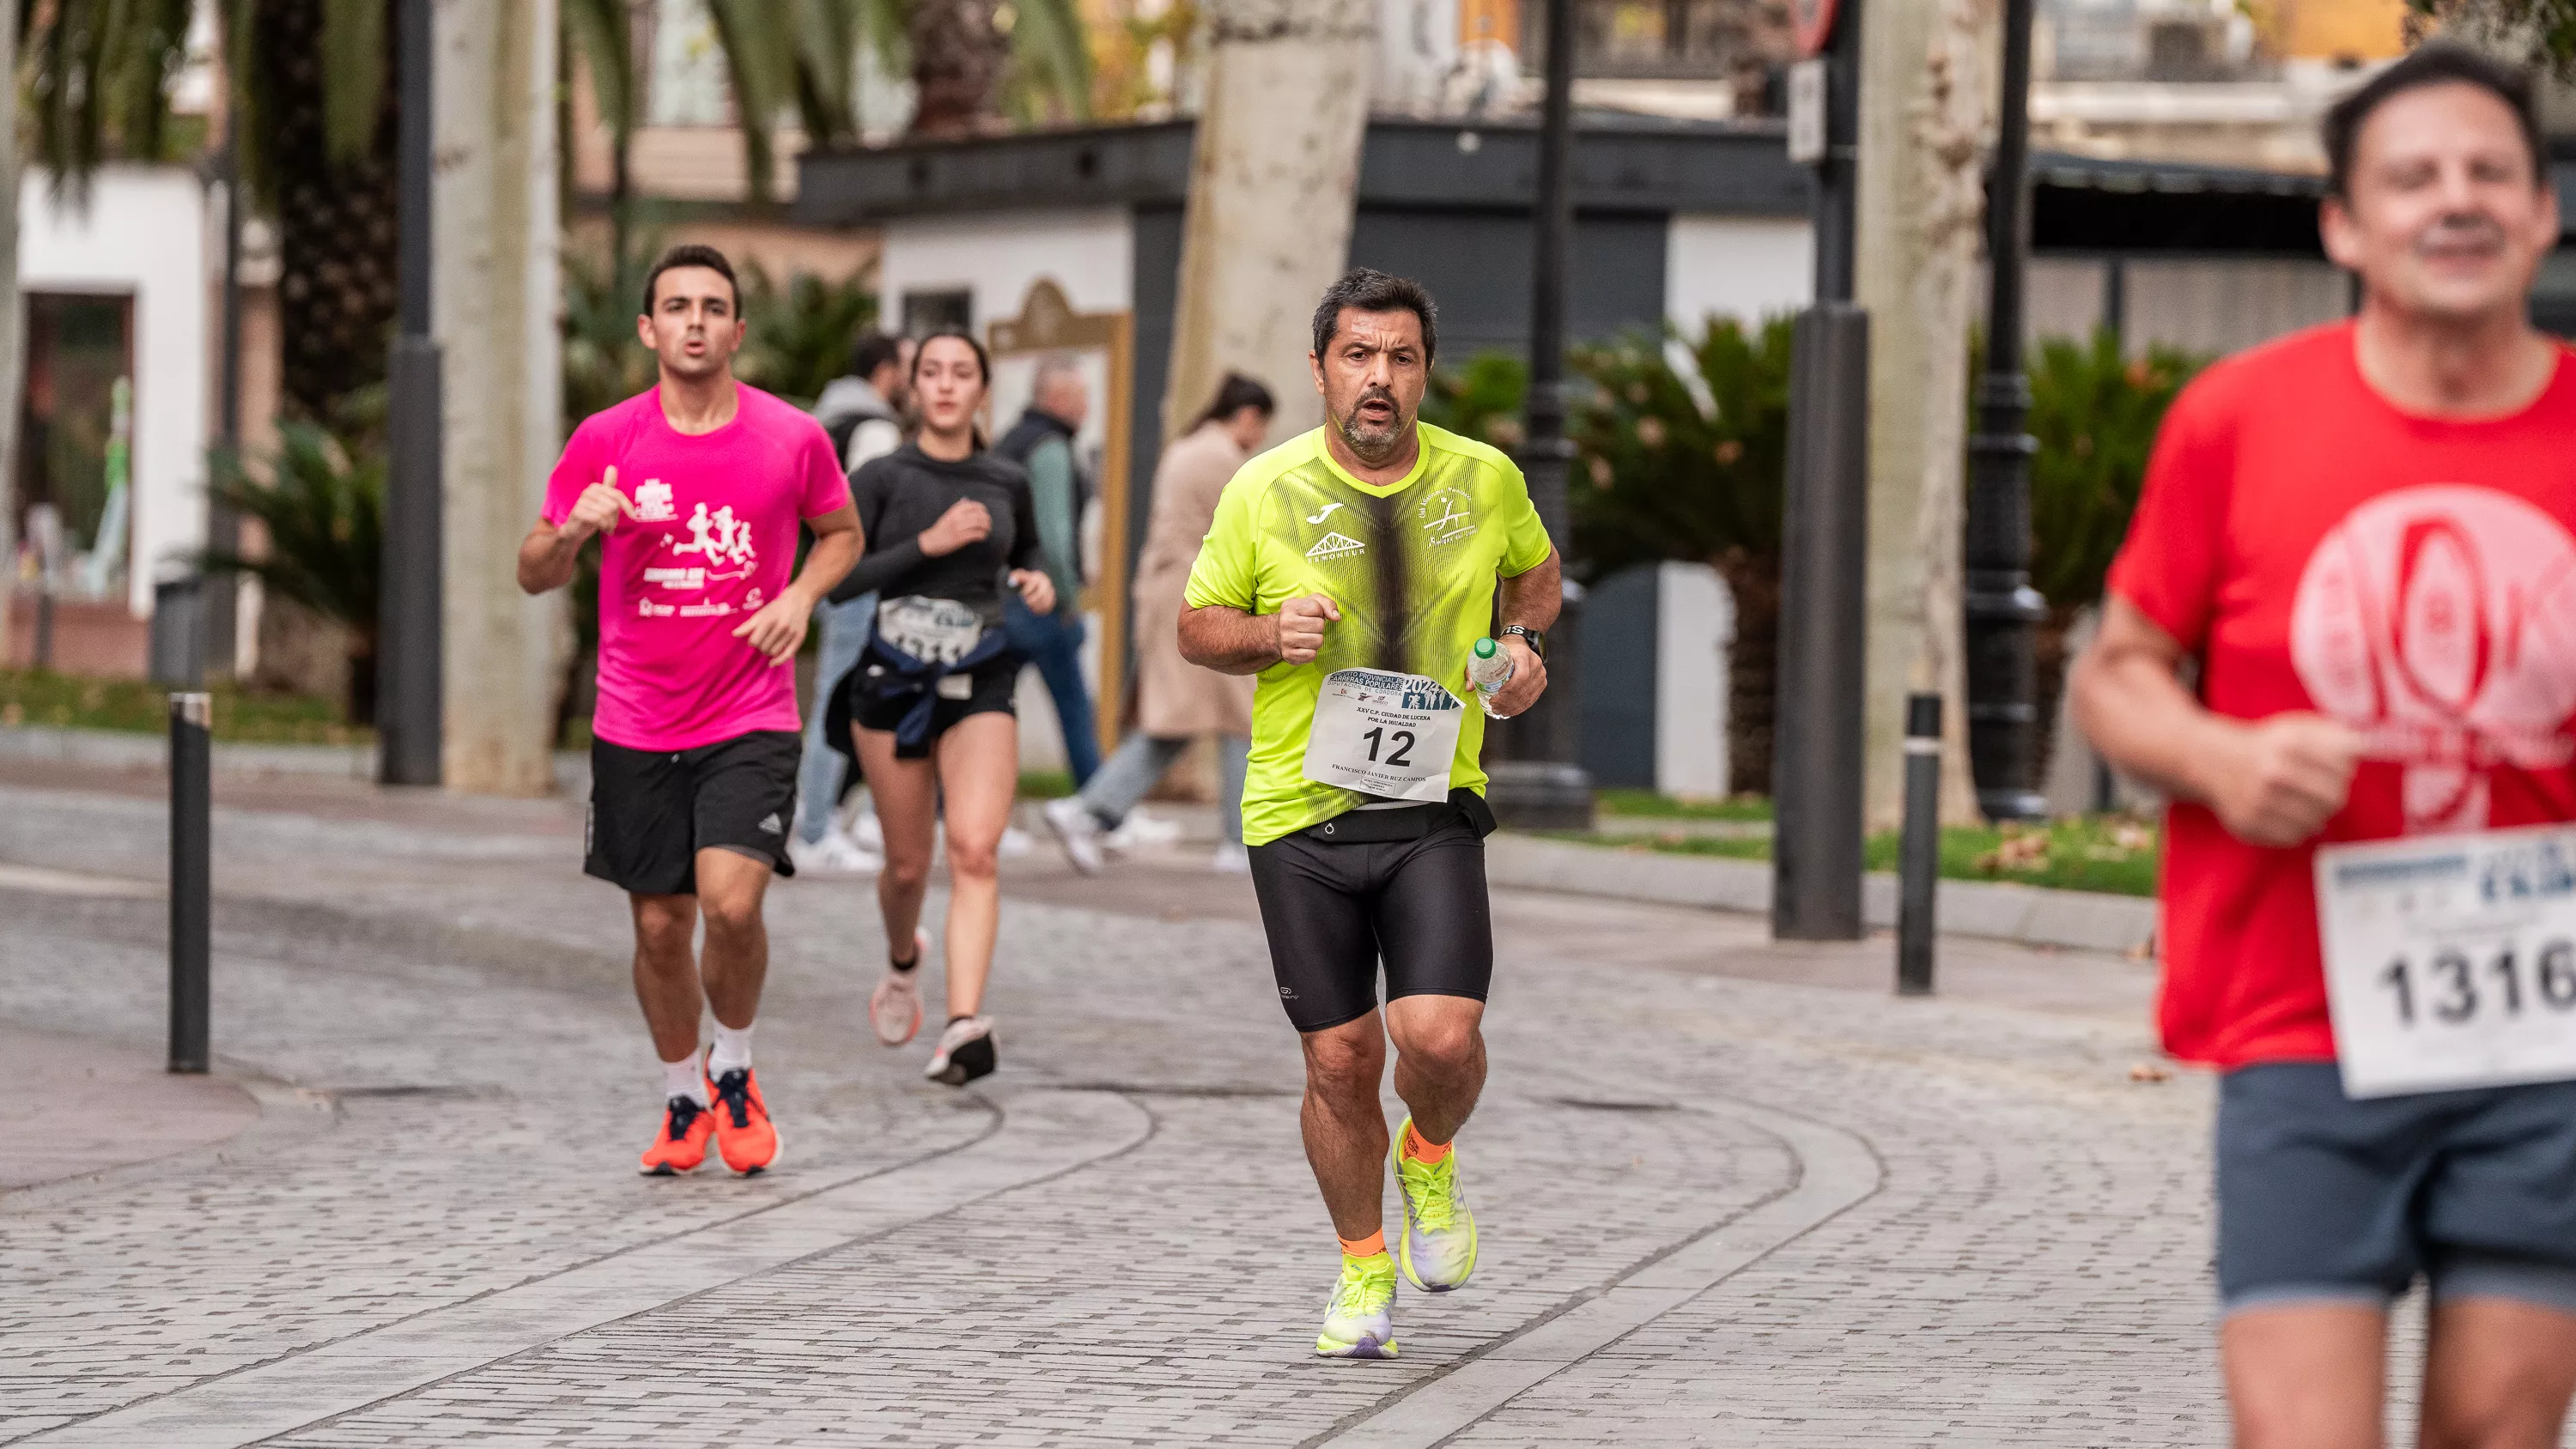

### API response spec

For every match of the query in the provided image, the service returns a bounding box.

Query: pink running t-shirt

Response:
[545,385,851,752]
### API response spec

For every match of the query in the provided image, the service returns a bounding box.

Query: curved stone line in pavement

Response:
[1307,1093,1883,1449]
[20,1088,1151,1449]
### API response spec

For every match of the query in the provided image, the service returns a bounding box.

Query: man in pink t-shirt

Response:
[518,244,860,1179]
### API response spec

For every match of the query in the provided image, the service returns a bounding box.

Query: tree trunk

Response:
[908,0,1012,139]
[259,0,400,423]
[436,0,568,794]
[1855,0,1996,829]
[1715,549,1778,798]
[1163,0,1376,446]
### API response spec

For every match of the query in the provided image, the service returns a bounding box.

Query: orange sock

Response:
[1338,1228,1386,1258]
[1401,1120,1453,1165]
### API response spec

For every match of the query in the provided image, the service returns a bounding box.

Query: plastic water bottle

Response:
[1467,636,1515,698]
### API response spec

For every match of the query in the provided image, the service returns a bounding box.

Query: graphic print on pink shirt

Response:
[2291,484,2576,832]
[544,385,849,752]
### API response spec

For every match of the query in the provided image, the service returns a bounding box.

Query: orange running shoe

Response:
[707,1065,781,1174]
[639,1094,714,1176]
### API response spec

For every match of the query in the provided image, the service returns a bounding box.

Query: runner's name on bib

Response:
[2317,823,2576,1098]
[876,596,983,665]
[1301,669,1463,803]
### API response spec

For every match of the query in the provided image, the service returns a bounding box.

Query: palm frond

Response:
[198,421,384,637]
[1005,0,1093,124]
[563,0,635,146]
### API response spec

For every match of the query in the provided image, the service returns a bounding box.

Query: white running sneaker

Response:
[850,808,884,853]
[1044,797,1107,875]
[871,928,927,1046]
[924,1016,997,1086]
[999,826,1035,860]
[1106,807,1184,852]
[1211,842,1251,874]
[787,829,880,877]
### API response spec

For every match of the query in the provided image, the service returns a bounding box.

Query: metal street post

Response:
[380,0,444,786]
[1771,0,1869,941]
[1485,0,1594,831]
[1896,692,1941,995]
[1963,0,2048,822]
[168,692,210,1072]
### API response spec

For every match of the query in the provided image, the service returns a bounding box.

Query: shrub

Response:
[197,422,383,724]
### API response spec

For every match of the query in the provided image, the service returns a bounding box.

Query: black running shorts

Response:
[586,731,801,896]
[853,657,1019,760]
[1246,815,1493,1033]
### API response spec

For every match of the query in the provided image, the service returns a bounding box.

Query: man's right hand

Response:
[919,499,993,558]
[1275,594,1340,665]
[2202,712,2364,848]
[562,466,630,542]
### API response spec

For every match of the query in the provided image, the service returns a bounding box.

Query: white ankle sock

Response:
[662,1052,708,1106]
[708,1022,755,1079]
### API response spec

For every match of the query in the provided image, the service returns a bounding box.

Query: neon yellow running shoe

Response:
[1314,1252,1400,1359]
[1392,1117,1479,1293]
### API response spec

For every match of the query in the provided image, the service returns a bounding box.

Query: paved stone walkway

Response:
[0,769,2286,1446]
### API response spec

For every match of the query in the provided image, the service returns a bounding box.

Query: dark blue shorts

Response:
[2216,1063,2576,1316]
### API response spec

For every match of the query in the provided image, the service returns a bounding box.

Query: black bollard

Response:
[169,692,211,1073]
[1897,692,1941,997]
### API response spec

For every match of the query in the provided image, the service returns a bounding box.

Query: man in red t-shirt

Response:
[517,245,860,1179]
[2075,47,2576,1446]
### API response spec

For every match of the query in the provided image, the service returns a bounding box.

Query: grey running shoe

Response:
[872,928,927,1047]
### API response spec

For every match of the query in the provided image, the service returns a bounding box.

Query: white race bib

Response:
[1301,669,1464,803]
[2316,824,2576,1098]
[876,596,983,665]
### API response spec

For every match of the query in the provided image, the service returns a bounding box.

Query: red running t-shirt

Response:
[2108,321,2576,1068]
[545,385,851,752]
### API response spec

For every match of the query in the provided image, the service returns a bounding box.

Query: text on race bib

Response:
[1302,669,1464,803]
[877,596,983,665]
[2317,823,2576,1098]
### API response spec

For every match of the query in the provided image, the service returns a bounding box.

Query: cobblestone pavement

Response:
[0,770,2307,1446]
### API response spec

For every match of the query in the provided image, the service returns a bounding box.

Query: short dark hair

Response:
[848,330,904,379]
[1311,268,1439,366]
[641,243,739,315]
[1195,372,1277,428]
[909,325,991,385]
[2324,43,2543,199]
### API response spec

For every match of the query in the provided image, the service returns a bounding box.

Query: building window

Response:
[902,289,974,336]
[1528,0,1738,80]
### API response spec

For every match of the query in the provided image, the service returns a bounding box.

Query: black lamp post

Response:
[1485,0,1595,831]
[380,0,443,786]
[1962,0,2047,822]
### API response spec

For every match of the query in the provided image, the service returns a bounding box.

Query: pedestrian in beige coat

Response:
[1043,374,1276,872]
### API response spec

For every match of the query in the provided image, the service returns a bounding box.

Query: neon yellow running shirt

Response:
[1183,422,1554,846]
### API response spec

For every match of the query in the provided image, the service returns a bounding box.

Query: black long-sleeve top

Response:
[829,442,1042,628]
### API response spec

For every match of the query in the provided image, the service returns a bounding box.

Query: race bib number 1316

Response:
[2316,824,2576,1099]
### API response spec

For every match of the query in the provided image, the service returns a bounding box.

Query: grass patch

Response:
[1018,769,1075,799]
[0,668,368,746]
[1548,814,2161,898]
[1595,788,1773,822]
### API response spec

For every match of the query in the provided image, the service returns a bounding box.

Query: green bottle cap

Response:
[1473,637,1498,659]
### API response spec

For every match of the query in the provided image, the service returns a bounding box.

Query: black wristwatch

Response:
[1502,624,1546,659]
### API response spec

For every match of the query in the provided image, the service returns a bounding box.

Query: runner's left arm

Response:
[1485,549,1560,718]
[735,503,862,664]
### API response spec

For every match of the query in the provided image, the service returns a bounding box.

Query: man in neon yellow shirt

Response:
[1181,268,1559,1360]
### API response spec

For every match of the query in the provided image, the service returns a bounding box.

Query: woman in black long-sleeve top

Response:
[830,328,1052,1086]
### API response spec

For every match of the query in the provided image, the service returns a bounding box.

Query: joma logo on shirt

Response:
[1307,530,1365,560]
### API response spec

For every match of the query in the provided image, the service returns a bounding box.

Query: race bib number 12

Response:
[1301,669,1464,803]
[2316,824,2576,1098]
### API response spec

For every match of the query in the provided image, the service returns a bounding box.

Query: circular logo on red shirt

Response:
[2291,485,2576,832]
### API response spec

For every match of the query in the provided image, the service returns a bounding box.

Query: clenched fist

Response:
[564,464,632,541]
[1275,594,1340,665]
[2204,712,2363,848]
